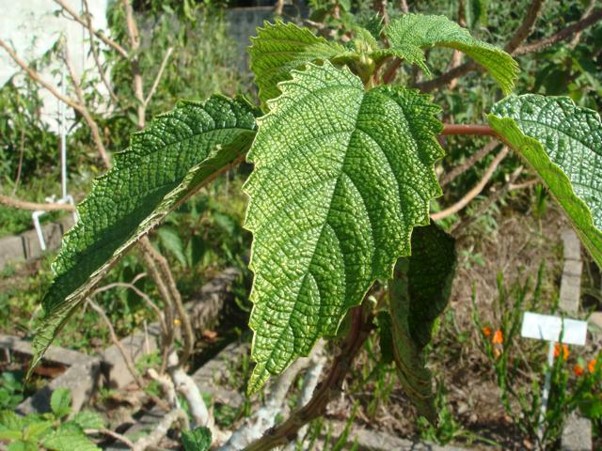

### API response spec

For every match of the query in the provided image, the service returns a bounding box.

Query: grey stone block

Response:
[17,357,101,415]
[0,334,92,367]
[0,235,25,270]
[561,412,592,451]
[562,229,582,261]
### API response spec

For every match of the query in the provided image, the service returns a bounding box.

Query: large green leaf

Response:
[489,95,602,267]
[382,14,518,94]
[249,21,348,105]
[244,61,444,391]
[31,96,258,373]
[389,224,456,423]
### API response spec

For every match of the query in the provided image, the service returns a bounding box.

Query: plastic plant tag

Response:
[521,312,587,346]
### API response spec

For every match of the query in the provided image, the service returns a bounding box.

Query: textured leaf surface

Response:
[489,95,602,266]
[244,61,444,391]
[41,423,98,451]
[32,97,258,372]
[249,21,348,105]
[383,14,518,94]
[389,224,456,422]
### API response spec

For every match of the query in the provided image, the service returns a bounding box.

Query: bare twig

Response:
[504,0,546,54]
[13,126,26,193]
[132,408,189,451]
[94,278,167,336]
[514,8,602,55]
[81,0,119,104]
[122,0,145,127]
[138,237,176,372]
[244,304,373,451]
[148,367,178,407]
[431,147,510,221]
[0,38,82,113]
[140,238,194,368]
[440,141,499,188]
[53,0,128,58]
[417,5,601,92]
[0,194,76,211]
[143,47,173,107]
[87,298,172,411]
[87,299,145,388]
[373,0,389,25]
[85,428,135,449]
[63,43,111,168]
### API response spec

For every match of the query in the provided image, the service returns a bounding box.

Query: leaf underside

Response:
[244,61,444,392]
[389,224,456,423]
[249,21,348,105]
[489,94,602,267]
[32,96,258,373]
[383,14,518,94]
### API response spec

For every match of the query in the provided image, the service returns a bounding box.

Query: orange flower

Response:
[492,329,503,345]
[588,359,597,373]
[482,326,492,337]
[573,364,584,377]
[554,343,570,360]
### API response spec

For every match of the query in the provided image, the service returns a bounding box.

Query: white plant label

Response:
[521,312,587,346]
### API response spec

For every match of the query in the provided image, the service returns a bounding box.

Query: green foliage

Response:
[181,426,212,451]
[489,94,602,266]
[389,224,456,422]
[30,97,258,373]
[0,388,104,450]
[0,372,25,410]
[26,6,602,436]
[244,61,444,391]
[382,14,518,94]
[249,21,347,105]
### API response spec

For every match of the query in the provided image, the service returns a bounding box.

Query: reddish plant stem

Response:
[244,305,373,451]
[441,124,500,138]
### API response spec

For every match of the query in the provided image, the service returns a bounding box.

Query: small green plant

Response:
[0,372,25,411]
[0,387,105,450]
[13,8,602,450]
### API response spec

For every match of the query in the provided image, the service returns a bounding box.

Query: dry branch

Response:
[0,194,76,212]
[431,147,509,221]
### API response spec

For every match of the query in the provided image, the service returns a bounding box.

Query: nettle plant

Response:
[31,13,601,435]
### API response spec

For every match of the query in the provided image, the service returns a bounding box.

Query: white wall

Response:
[0,0,108,130]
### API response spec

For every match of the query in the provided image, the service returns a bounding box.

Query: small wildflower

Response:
[573,364,584,377]
[554,343,569,360]
[492,329,503,345]
[482,326,492,337]
[174,318,181,326]
[588,359,597,373]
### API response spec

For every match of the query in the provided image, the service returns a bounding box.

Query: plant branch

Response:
[132,408,189,451]
[86,298,172,411]
[441,124,500,138]
[63,43,111,168]
[439,141,499,188]
[416,5,601,92]
[53,0,129,58]
[85,428,135,448]
[144,47,173,107]
[244,305,373,451]
[514,8,602,55]
[0,194,75,212]
[504,0,546,54]
[431,146,509,221]
[81,0,119,104]
[0,39,82,113]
